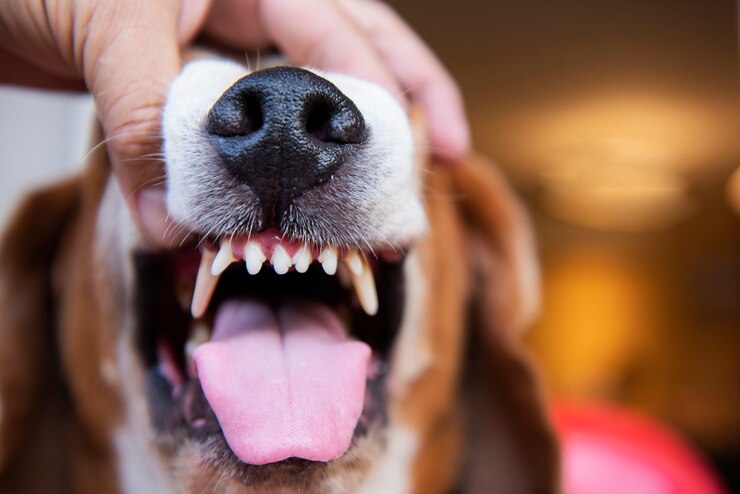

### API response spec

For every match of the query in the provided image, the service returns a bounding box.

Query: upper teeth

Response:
[317,247,338,275]
[349,260,378,316]
[189,241,380,317]
[293,245,312,273]
[244,241,266,275]
[344,250,364,276]
[211,239,236,276]
[191,248,219,318]
[271,245,292,275]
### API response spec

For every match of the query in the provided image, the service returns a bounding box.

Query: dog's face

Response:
[0,59,558,494]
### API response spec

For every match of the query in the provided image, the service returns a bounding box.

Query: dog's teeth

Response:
[271,245,292,275]
[318,247,338,275]
[350,257,378,316]
[344,249,364,277]
[191,248,219,318]
[185,322,210,377]
[211,240,236,276]
[245,241,266,275]
[293,244,312,273]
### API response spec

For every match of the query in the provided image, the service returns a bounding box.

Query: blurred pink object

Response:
[553,402,728,494]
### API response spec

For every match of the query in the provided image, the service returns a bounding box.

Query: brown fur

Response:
[0,151,123,494]
[405,159,559,494]
[0,149,558,492]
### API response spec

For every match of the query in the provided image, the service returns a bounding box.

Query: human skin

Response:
[0,0,469,246]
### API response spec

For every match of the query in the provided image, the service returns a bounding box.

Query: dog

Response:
[0,57,559,493]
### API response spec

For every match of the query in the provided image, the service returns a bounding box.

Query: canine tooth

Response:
[318,247,338,275]
[245,241,266,275]
[211,240,236,275]
[191,249,219,318]
[344,250,364,277]
[293,244,312,273]
[271,245,292,275]
[350,258,378,316]
[185,322,210,377]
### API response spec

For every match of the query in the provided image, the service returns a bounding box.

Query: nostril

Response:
[305,99,334,142]
[304,96,365,145]
[207,92,264,137]
[205,67,368,223]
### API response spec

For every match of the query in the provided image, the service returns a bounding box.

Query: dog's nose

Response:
[206,67,366,223]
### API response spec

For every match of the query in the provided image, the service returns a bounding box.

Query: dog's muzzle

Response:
[147,61,419,475]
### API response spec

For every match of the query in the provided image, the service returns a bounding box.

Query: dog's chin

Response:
[130,229,410,489]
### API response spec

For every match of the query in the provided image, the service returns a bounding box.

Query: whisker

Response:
[129,175,167,194]
[82,129,164,165]
[120,157,165,164]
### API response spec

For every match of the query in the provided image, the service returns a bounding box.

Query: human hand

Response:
[0,0,469,246]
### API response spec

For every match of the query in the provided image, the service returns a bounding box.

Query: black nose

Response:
[206,67,367,225]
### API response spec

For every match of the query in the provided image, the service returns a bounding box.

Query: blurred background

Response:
[1,0,738,490]
[388,0,739,489]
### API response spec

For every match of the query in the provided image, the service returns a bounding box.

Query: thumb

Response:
[82,1,190,247]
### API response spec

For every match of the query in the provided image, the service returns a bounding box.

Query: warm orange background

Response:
[392,0,739,488]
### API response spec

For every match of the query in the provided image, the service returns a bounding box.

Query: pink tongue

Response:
[192,299,371,465]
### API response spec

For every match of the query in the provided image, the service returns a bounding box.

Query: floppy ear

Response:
[0,177,82,485]
[449,156,560,493]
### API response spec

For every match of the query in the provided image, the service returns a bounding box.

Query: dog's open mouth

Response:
[134,230,405,467]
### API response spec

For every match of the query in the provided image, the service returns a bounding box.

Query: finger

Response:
[257,0,404,104]
[179,0,215,44]
[137,186,189,250]
[0,48,86,91]
[338,0,470,163]
[199,0,272,51]
[83,1,193,247]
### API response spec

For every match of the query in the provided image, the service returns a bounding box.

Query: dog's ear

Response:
[447,156,560,494]
[0,177,82,480]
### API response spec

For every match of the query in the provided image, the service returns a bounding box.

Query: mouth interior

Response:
[134,236,405,466]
